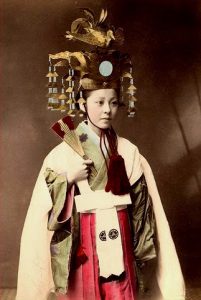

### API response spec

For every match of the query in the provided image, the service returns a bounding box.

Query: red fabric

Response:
[58,185,88,268]
[51,116,74,139]
[51,122,65,138]
[62,116,75,130]
[57,209,137,300]
[105,154,131,195]
[75,244,88,268]
[58,185,75,222]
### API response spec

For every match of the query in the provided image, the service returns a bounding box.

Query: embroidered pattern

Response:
[79,133,88,143]
[99,230,107,241]
[108,229,119,240]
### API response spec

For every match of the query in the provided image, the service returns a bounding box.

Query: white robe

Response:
[16,138,185,300]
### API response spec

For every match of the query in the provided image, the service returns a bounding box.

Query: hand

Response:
[66,159,94,185]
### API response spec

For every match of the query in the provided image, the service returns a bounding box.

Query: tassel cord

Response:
[100,131,109,170]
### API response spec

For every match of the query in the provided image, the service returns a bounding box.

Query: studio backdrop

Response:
[1,0,201,289]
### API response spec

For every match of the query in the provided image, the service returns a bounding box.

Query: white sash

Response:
[75,182,131,278]
[96,207,124,278]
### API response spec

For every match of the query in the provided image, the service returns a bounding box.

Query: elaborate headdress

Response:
[46,8,137,117]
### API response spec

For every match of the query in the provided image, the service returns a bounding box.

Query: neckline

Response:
[79,121,109,157]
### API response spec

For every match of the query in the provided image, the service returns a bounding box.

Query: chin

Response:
[99,124,111,130]
[89,119,112,131]
[100,119,112,126]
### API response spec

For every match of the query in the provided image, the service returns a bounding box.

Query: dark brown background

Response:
[1,0,201,289]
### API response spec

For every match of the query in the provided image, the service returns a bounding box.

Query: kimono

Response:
[16,121,185,300]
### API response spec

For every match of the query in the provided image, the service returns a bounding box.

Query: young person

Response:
[16,9,185,300]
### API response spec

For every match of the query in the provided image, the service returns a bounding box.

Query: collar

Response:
[78,120,109,157]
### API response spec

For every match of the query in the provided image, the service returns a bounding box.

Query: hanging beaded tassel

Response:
[77,89,86,117]
[46,58,54,110]
[66,69,76,117]
[51,66,59,110]
[71,69,77,117]
[66,68,73,111]
[126,66,137,117]
[58,78,67,112]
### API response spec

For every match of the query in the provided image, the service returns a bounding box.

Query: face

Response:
[84,89,119,135]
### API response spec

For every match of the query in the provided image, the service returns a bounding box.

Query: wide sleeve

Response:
[16,142,78,299]
[16,163,55,300]
[44,167,78,295]
[44,168,74,231]
[129,174,157,263]
[140,155,186,300]
[128,174,158,296]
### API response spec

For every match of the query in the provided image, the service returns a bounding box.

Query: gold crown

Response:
[46,8,137,117]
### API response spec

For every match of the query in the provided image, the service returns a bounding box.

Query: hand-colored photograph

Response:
[1,1,201,300]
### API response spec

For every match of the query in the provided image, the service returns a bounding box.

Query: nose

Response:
[103,102,111,114]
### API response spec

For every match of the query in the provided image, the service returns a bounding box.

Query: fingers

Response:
[83,159,93,165]
[83,165,91,173]
[83,162,92,177]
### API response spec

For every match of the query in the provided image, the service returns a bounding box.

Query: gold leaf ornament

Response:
[46,72,55,78]
[77,97,86,104]
[128,84,137,91]
[98,9,108,24]
[58,94,67,100]
[66,87,73,93]
[122,72,133,78]
[82,8,95,23]
[71,18,92,34]
[54,60,68,67]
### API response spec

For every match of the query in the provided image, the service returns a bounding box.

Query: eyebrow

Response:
[97,96,117,101]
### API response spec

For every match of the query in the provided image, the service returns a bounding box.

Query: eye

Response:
[111,100,118,106]
[96,100,104,105]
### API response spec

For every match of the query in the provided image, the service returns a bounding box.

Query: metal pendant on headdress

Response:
[66,68,76,117]
[124,66,137,117]
[58,78,67,112]
[46,59,60,110]
[77,89,86,117]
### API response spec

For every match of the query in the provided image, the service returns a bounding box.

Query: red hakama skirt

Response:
[57,209,137,300]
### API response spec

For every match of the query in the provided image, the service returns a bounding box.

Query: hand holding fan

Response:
[51,116,98,181]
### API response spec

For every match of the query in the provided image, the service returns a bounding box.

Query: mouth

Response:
[101,118,111,120]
